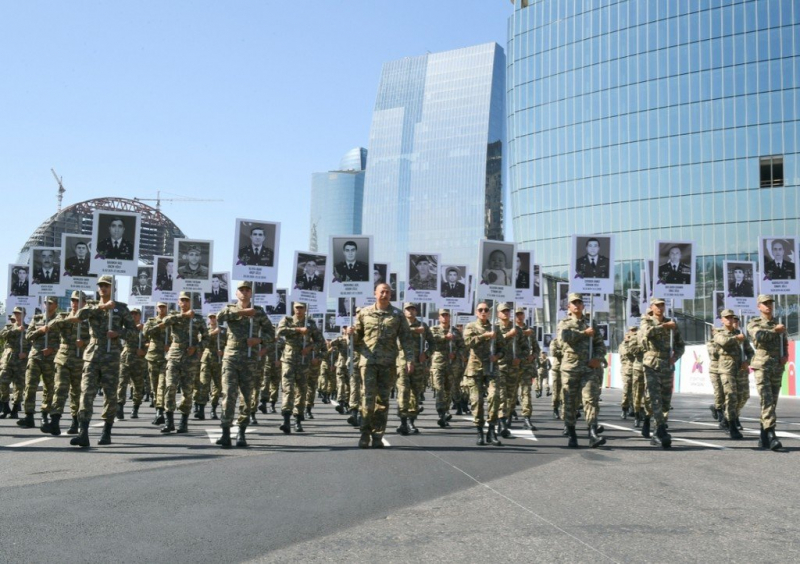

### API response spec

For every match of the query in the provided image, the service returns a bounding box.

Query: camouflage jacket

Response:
[48,312,89,366]
[0,323,31,368]
[26,312,62,361]
[143,316,170,362]
[201,327,227,364]
[354,304,414,367]
[331,335,350,369]
[706,332,720,374]
[550,338,562,371]
[747,315,789,370]
[217,304,275,360]
[498,321,529,368]
[76,301,137,363]
[714,327,754,372]
[557,314,606,374]
[398,318,434,365]
[276,315,323,365]
[161,311,209,362]
[639,315,685,371]
[430,324,465,367]
[627,332,644,369]
[463,319,506,377]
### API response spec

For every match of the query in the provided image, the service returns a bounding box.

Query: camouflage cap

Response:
[757,294,774,304]
[186,244,202,253]
[438,308,450,315]
[514,306,526,314]
[156,301,168,308]
[70,290,84,300]
[650,297,665,305]
[207,312,217,318]
[12,306,23,314]
[130,307,141,314]
[97,275,113,286]
[445,267,459,276]
[237,280,252,290]
[720,308,735,318]
[567,292,583,303]
[403,302,417,310]
[496,302,511,312]
[45,296,58,305]
[179,291,191,300]
[293,302,307,309]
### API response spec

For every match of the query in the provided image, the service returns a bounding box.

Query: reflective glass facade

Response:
[362,43,506,274]
[508,0,800,325]
[309,148,366,252]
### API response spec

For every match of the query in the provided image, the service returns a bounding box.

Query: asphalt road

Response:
[1,388,798,563]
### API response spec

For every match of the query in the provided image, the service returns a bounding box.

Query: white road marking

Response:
[459,417,537,441]
[599,421,727,449]
[7,437,53,448]
[382,438,391,447]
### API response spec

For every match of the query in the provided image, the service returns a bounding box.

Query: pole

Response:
[448,308,454,358]
[669,298,674,359]
[489,304,496,373]
[419,303,424,359]
[779,294,785,357]
[248,317,253,358]
[217,327,221,363]
[588,295,594,359]
[302,313,307,365]
[107,276,115,353]
[44,298,49,350]
[348,297,354,378]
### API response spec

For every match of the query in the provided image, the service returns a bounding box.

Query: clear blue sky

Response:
[0,1,512,299]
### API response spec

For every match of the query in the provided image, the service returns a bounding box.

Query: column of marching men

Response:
[0,277,791,452]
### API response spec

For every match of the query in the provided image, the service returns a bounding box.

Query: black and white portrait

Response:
[233,218,280,284]
[759,236,799,295]
[543,333,553,351]
[205,273,230,303]
[293,253,326,292]
[597,323,609,346]
[627,289,642,320]
[175,240,212,282]
[331,237,370,283]
[30,247,62,286]
[155,256,175,291]
[131,267,154,297]
[62,234,94,278]
[324,313,340,334]
[94,213,136,261]
[372,263,388,289]
[725,262,755,298]
[408,254,438,291]
[8,264,29,297]
[515,251,531,290]
[713,291,725,327]
[570,235,614,294]
[480,241,514,287]
[654,240,695,299]
[337,297,354,318]
[557,282,570,319]
[440,265,467,299]
[264,289,287,316]
[389,272,398,302]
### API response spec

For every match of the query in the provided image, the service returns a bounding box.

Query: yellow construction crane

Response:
[134,190,222,212]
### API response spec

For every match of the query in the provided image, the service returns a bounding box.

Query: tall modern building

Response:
[362,43,506,275]
[508,0,800,324]
[309,148,367,252]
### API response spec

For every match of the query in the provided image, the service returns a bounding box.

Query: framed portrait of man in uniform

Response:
[439,264,468,312]
[406,253,439,304]
[323,312,340,340]
[174,239,213,293]
[713,291,725,328]
[570,235,614,295]
[653,240,695,299]
[478,239,516,302]
[129,266,154,306]
[90,210,141,276]
[291,251,327,313]
[60,233,96,293]
[723,260,757,315]
[759,236,798,295]
[532,264,543,308]
[542,333,553,353]
[356,262,390,309]
[29,247,62,297]
[328,235,372,299]
[233,219,280,285]
[556,282,570,320]
[627,289,642,327]
[8,264,30,297]
[597,323,610,347]
[515,251,534,306]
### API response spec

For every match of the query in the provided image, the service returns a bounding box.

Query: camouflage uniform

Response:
[117,324,147,414]
[303,338,326,415]
[23,311,61,418]
[0,321,30,416]
[534,352,549,396]
[259,337,282,411]
[518,330,540,426]
[627,332,645,424]
[640,311,685,442]
[498,318,529,435]
[430,322,465,423]
[47,313,88,420]
[331,335,351,411]
[619,332,636,415]
[143,316,169,410]
[747,313,788,444]
[549,339,563,418]
[714,325,754,432]
[248,327,270,420]
[463,317,506,443]
[706,332,724,418]
[396,317,434,421]
[276,314,323,425]
[199,326,226,414]
[161,311,208,418]
[557,314,606,430]
[354,303,414,446]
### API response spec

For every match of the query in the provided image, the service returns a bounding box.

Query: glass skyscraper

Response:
[362,43,506,275]
[507,0,800,325]
[309,147,366,253]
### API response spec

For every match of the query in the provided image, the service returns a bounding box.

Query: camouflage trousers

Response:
[551,368,562,409]
[709,370,724,411]
[280,360,308,415]
[349,364,363,413]
[519,368,533,417]
[336,365,350,404]
[643,366,674,426]
[621,364,633,410]
[79,358,120,422]
[51,359,83,416]
[147,359,167,408]
[632,366,645,413]
[754,365,783,429]
[165,356,200,415]
[720,367,743,423]
[220,356,258,428]
[535,368,550,393]
[737,368,751,410]
[431,361,455,413]
[561,369,598,428]
[359,362,396,438]
[503,365,522,417]
[118,357,146,407]
[467,373,501,426]
[23,356,56,414]
[396,361,425,417]
[199,358,222,407]
[261,361,280,404]
[451,368,467,403]
[304,363,322,409]
[0,360,25,404]
[249,357,266,413]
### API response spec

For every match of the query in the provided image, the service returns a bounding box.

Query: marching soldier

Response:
[143,302,170,426]
[496,303,524,438]
[714,309,753,440]
[395,303,433,435]
[0,307,30,420]
[549,338,563,420]
[619,327,636,419]
[198,312,225,420]
[303,334,325,420]
[516,307,540,431]
[627,327,645,427]
[557,293,607,448]
[429,309,465,429]
[746,294,788,451]
[331,329,351,415]
[640,297,685,448]
[733,315,754,430]
[535,351,550,398]
[706,326,725,426]
[19,296,60,430]
[116,307,146,420]
[258,335,282,415]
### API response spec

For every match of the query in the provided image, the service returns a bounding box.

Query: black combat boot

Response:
[211,404,219,420]
[306,406,314,420]
[177,413,189,433]
[735,418,743,431]
[160,411,175,433]
[536,389,542,398]
[634,410,642,428]
[498,417,511,438]
[562,424,569,436]
[358,432,371,449]
[729,421,743,440]
[250,413,259,426]
[596,424,605,434]
[67,416,79,434]
[279,412,292,434]
[546,389,552,397]
[476,425,486,446]
[767,427,782,451]
[258,400,267,414]
[116,403,125,421]
[194,404,204,420]
[371,434,384,448]
[98,420,113,445]
[397,417,410,435]
[463,398,472,415]
[651,423,671,448]
[48,414,62,436]
[152,408,164,426]
[523,417,537,431]
[567,425,578,448]
[335,401,345,414]
[9,402,21,419]
[553,407,560,420]
[347,408,358,426]
[588,424,606,448]
[709,404,718,420]
[131,404,140,419]
[40,412,52,434]
[719,416,729,431]
[269,401,276,414]
[216,426,231,448]
[455,401,463,416]
[17,412,35,428]
[408,418,419,434]
[294,414,304,432]
[641,417,651,438]
[486,422,502,446]
[0,401,10,418]
[437,410,449,428]
[236,424,248,447]
[621,408,628,420]
[70,420,90,447]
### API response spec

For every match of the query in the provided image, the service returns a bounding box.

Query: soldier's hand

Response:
[413,326,425,335]
[42,347,55,357]
[417,353,425,364]
[181,309,194,318]
[312,358,320,366]
[107,330,119,340]
[98,300,116,311]
[296,327,308,335]
[136,323,144,330]
[775,324,786,334]
[239,308,256,318]
[445,333,453,341]
[246,337,261,347]
[662,321,677,330]
[18,352,27,360]
[210,328,220,336]
[77,339,85,348]
[669,354,677,366]
[587,358,601,369]
[39,325,50,335]
[346,327,355,336]
[301,346,313,356]
[484,331,495,339]
[274,360,281,367]
[741,362,749,371]
[506,327,517,337]
[164,345,170,352]
[735,334,745,342]
[137,348,146,357]
[258,348,267,358]
[523,328,533,336]
[527,355,534,362]
[406,362,414,375]
[490,354,500,363]
[187,346,197,356]
[781,355,789,365]
[448,352,456,361]
[584,327,595,337]
[512,358,521,367]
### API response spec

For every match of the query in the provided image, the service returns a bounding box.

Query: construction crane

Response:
[134,190,222,212]
[51,168,66,213]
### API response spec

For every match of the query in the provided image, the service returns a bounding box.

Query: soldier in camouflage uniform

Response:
[534,351,550,398]
[116,307,147,420]
[331,330,351,415]
[557,293,607,448]
[430,309,465,429]
[258,336,282,414]
[733,315,754,427]
[143,302,170,425]
[248,321,269,425]
[302,334,325,420]
[626,327,645,427]
[350,283,414,448]
[45,292,89,435]
[216,281,274,448]
[714,309,753,440]
[395,303,433,435]
[18,296,60,430]
[463,301,506,446]
[639,297,685,448]
[159,292,208,434]
[746,294,788,451]
[198,312,225,420]
[619,327,636,419]
[549,338,563,420]
[451,326,469,416]
[516,308,540,431]
[69,275,138,447]
[276,302,323,433]
[706,327,724,425]
[494,303,522,438]
[317,340,336,405]
[0,306,31,420]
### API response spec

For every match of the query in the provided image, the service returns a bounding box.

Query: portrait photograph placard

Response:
[29,247,62,297]
[60,233,96,292]
[129,266,154,306]
[8,264,30,297]
[356,262,390,308]
[5,296,36,324]
[439,264,469,312]
[515,251,534,306]
[153,254,178,304]
[759,236,798,295]
[532,264,543,308]
[90,210,141,276]
[723,260,758,315]
[477,239,516,302]
[323,312,340,340]
[290,251,327,313]
[597,323,610,347]
[405,253,440,304]
[202,272,231,316]
[556,282,570,320]
[265,288,287,325]
[653,241,695,299]
[174,239,213,293]
[627,289,643,327]
[569,235,614,295]
[542,333,553,353]
[336,296,356,327]
[328,235,372,299]
[582,293,609,313]
[233,219,279,284]
[713,291,725,327]
[253,281,275,307]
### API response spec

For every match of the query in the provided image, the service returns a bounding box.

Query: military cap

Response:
[12,306,23,314]
[414,255,431,264]
[70,290,84,300]
[515,306,526,314]
[496,302,511,312]
[97,275,113,286]
[567,292,583,303]
[446,267,459,276]
[628,325,639,331]
[45,296,58,305]
[438,308,450,315]
[130,307,141,314]
[186,244,202,253]
[650,297,665,305]
[156,301,168,308]
[293,302,307,309]
[237,280,252,290]
[207,312,217,318]
[720,308,735,318]
[179,291,191,300]
[757,294,774,304]
[403,302,417,310]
